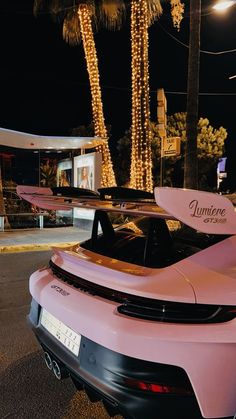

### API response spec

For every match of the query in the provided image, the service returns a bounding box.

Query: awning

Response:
[0,127,104,150]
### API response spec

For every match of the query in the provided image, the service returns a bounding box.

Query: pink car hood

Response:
[175,235,236,305]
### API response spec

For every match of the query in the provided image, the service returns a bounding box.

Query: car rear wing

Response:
[16,185,172,219]
[155,187,236,235]
[16,185,236,234]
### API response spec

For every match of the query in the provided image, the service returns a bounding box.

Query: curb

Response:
[0,242,78,253]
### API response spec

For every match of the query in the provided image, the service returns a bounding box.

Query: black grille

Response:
[49,260,130,302]
[49,260,236,324]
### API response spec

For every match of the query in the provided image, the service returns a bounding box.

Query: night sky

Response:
[1,1,236,181]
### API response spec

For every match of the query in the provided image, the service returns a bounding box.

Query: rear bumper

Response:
[28,299,202,419]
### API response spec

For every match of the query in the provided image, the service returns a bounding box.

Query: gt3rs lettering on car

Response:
[17,185,236,419]
[50,285,70,296]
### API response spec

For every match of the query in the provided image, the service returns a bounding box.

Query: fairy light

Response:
[170,0,184,31]
[78,4,116,187]
[130,0,153,193]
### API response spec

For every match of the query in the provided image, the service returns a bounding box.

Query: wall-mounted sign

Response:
[217,157,227,175]
[57,159,72,187]
[161,137,181,157]
[73,152,102,227]
[73,152,102,191]
[157,88,167,138]
[217,157,227,189]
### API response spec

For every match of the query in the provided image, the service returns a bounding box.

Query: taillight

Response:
[124,378,193,395]
[117,302,236,324]
[50,260,236,324]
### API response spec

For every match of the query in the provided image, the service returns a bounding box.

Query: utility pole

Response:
[184,0,201,190]
[157,88,167,186]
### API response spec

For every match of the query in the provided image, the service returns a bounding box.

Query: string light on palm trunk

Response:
[78,4,116,187]
[130,0,153,193]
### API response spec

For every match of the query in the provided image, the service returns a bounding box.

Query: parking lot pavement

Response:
[0,250,123,419]
[0,226,90,253]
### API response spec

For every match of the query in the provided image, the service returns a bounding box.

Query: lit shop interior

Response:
[0,128,103,229]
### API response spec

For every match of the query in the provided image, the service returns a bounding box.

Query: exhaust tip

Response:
[52,359,69,380]
[44,352,53,370]
[52,360,62,380]
[43,351,69,380]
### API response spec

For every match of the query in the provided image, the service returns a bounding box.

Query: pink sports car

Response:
[17,185,236,419]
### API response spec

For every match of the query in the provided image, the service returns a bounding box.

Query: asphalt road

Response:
[0,251,123,419]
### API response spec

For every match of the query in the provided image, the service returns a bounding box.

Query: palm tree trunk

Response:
[130,0,153,193]
[0,162,10,229]
[184,0,201,190]
[78,4,116,187]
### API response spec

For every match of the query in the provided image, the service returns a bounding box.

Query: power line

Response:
[1,74,234,96]
[102,85,236,96]
[164,90,236,96]
[158,22,236,55]
[2,3,236,56]
[71,82,236,96]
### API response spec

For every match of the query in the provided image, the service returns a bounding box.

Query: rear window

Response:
[80,210,228,268]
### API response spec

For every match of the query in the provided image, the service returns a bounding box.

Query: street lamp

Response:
[213,0,236,78]
[213,1,236,11]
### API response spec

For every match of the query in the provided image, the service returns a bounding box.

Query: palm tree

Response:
[34,0,126,188]
[0,164,4,215]
[34,0,185,191]
[184,0,201,189]
[0,163,10,230]
[129,0,158,192]
[129,0,184,192]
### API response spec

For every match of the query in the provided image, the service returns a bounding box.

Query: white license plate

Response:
[40,308,81,356]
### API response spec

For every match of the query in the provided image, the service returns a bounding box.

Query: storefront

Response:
[0,127,103,190]
[0,127,104,229]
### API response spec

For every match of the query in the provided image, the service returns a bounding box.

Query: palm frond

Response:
[49,0,71,22]
[99,0,126,31]
[147,0,162,26]
[63,8,82,45]
[33,0,45,17]
[34,0,70,21]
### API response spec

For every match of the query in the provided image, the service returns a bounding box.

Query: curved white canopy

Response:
[0,127,104,150]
